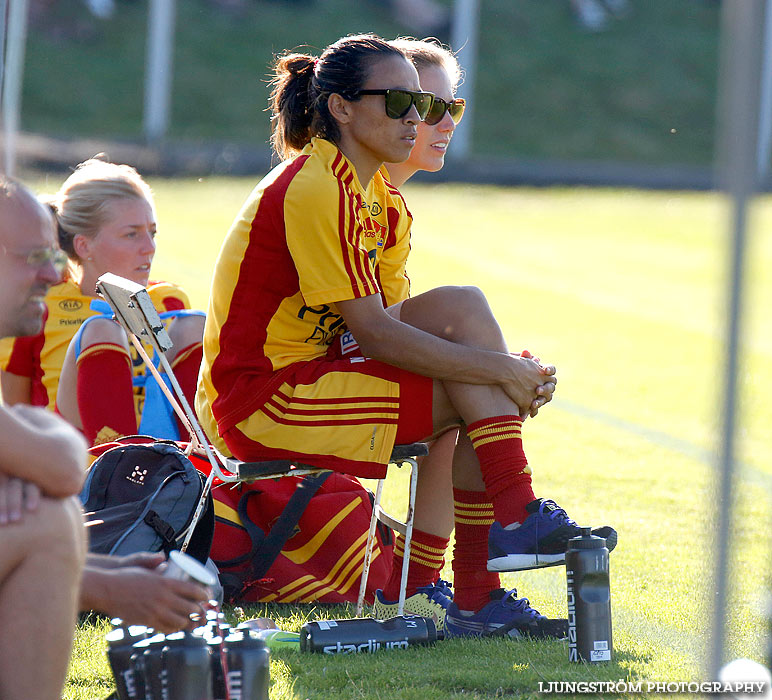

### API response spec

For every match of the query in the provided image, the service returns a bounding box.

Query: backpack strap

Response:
[144,510,177,549]
[216,471,331,598]
[212,490,266,570]
[246,471,331,580]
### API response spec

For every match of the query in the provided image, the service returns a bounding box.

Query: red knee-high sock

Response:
[77,343,137,446]
[382,528,449,601]
[169,341,203,436]
[466,415,535,527]
[452,488,501,612]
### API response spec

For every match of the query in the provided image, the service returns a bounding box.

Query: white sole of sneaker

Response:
[487,553,566,572]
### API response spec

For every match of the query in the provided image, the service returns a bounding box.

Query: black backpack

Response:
[80,439,214,564]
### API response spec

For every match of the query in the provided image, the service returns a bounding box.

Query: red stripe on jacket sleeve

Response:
[334,163,361,298]
[209,157,308,428]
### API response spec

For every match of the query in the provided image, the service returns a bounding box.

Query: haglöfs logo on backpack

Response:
[127,465,148,485]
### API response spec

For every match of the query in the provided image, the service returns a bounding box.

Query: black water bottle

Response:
[206,635,229,700]
[300,615,440,654]
[129,637,154,700]
[223,630,270,700]
[566,527,612,663]
[160,631,214,700]
[139,633,167,700]
[105,625,149,700]
[194,608,227,700]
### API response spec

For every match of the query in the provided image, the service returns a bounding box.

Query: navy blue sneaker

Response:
[433,578,454,599]
[445,588,568,639]
[372,580,453,631]
[487,498,617,572]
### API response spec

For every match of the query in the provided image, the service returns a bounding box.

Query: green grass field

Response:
[50,177,772,699]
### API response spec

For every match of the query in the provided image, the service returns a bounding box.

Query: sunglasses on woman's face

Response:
[424,96,466,126]
[354,89,435,121]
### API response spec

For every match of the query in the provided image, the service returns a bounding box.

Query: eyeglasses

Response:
[424,96,466,126]
[353,89,435,121]
[1,245,69,275]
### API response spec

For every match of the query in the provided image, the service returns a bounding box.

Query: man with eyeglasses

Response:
[0,177,88,700]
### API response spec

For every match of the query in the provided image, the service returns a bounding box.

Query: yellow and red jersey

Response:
[376,163,414,308]
[196,138,414,452]
[0,277,190,410]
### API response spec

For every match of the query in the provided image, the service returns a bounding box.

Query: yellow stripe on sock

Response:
[467,421,522,442]
[454,515,494,526]
[454,503,494,517]
[470,433,522,449]
[393,542,445,568]
[394,548,443,569]
[454,501,494,510]
[77,343,132,366]
[468,433,521,448]
[394,535,447,556]
[406,539,448,556]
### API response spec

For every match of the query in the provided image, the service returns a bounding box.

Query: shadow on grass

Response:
[229,603,653,700]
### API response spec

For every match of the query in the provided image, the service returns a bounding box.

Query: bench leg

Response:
[397,457,418,616]
[356,479,385,617]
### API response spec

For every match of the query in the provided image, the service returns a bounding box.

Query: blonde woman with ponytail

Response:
[0,158,204,445]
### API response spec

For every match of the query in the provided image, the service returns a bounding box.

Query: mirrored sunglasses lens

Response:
[424,99,465,126]
[424,100,446,126]
[385,90,413,119]
[449,100,465,124]
[414,93,433,121]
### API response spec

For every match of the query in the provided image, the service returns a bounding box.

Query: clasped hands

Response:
[509,349,557,419]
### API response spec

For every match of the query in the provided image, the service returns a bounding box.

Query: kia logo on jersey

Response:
[59,300,83,312]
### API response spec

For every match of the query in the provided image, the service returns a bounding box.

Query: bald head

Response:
[0,177,61,339]
[0,177,54,238]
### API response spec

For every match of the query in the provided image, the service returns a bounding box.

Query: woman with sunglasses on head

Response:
[367,38,464,628]
[197,33,614,639]
[371,39,566,635]
[0,158,204,446]
[384,38,465,186]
